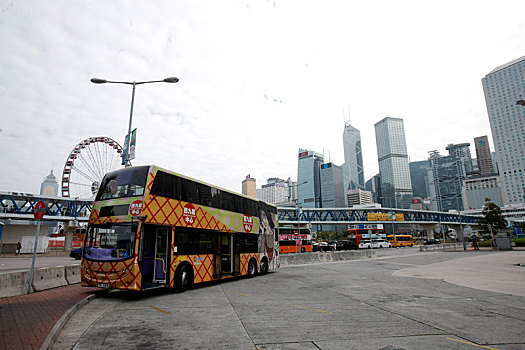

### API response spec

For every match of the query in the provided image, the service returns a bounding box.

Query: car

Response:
[313,242,334,252]
[336,240,358,250]
[69,247,82,260]
[423,238,441,245]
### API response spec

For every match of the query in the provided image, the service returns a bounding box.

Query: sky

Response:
[1,0,524,198]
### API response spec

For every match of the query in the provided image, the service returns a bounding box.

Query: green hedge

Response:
[477,238,525,247]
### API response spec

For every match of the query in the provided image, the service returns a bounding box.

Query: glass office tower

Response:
[320,162,345,232]
[482,56,525,205]
[342,122,365,199]
[374,117,413,209]
[297,149,324,208]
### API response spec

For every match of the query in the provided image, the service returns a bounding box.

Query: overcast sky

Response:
[1,1,524,197]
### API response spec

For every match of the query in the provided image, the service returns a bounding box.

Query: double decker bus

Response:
[81,165,278,293]
[278,227,312,253]
[386,234,414,247]
[347,228,387,245]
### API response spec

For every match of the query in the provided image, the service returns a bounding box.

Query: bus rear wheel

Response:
[259,258,268,275]
[248,259,257,278]
[174,264,193,293]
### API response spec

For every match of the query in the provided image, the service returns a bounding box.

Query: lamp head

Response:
[90,78,107,84]
[163,77,179,83]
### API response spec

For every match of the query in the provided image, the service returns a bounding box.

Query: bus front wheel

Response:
[174,264,193,293]
[248,259,257,278]
[301,247,306,253]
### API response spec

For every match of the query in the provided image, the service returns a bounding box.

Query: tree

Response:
[479,198,507,234]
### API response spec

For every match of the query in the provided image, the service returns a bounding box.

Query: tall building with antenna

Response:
[342,122,365,203]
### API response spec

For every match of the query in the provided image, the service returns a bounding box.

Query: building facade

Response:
[427,151,467,212]
[256,182,286,204]
[462,175,504,210]
[409,160,430,200]
[446,143,473,174]
[297,149,324,208]
[365,174,382,205]
[320,163,345,208]
[342,122,365,199]
[347,188,372,207]
[374,117,413,209]
[320,162,345,232]
[474,136,495,176]
[242,175,256,198]
[40,170,58,196]
[482,56,525,205]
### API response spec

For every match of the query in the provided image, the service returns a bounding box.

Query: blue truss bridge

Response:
[277,207,481,225]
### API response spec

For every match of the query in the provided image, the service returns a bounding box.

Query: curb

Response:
[40,291,98,350]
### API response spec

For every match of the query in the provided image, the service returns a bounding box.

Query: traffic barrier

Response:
[279,250,375,266]
[0,270,33,298]
[31,266,69,292]
[65,265,81,284]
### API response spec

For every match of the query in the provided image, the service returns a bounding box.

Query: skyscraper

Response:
[320,162,345,232]
[40,170,58,196]
[446,143,473,174]
[474,136,495,176]
[482,56,525,204]
[342,122,365,198]
[297,149,324,208]
[427,150,467,212]
[374,117,413,209]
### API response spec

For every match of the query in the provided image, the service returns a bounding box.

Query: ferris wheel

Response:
[61,136,128,198]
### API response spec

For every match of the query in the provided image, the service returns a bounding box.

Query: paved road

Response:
[0,255,79,274]
[53,249,525,350]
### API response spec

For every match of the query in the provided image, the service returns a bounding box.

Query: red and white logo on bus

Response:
[243,215,253,232]
[129,200,143,216]
[183,203,197,225]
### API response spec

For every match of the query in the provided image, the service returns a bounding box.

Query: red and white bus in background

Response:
[278,227,312,253]
[49,227,86,249]
[347,228,387,245]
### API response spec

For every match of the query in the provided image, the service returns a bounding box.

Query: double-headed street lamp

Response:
[90,77,179,166]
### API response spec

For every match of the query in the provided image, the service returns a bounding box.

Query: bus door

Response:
[215,233,240,277]
[153,227,169,284]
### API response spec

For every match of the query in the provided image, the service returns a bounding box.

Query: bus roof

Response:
[130,165,277,209]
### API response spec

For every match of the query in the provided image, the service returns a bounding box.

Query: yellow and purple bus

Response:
[81,165,279,292]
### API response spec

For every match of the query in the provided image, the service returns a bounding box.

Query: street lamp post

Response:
[295,181,308,253]
[90,77,179,166]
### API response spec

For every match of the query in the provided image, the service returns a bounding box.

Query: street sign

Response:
[33,201,45,220]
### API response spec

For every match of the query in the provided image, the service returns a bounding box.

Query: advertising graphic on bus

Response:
[386,234,415,247]
[81,165,279,292]
[278,227,312,253]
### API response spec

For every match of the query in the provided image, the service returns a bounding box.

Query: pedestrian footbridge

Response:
[277,207,480,225]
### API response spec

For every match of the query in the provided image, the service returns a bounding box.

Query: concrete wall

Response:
[279,250,375,266]
[0,265,81,298]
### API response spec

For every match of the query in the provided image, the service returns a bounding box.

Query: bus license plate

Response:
[98,283,109,288]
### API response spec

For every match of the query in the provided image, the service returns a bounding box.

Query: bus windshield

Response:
[96,166,149,200]
[84,223,138,260]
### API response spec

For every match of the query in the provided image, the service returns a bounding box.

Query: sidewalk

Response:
[0,284,99,350]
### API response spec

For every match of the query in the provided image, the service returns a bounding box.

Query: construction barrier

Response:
[31,266,68,292]
[279,250,375,266]
[0,270,33,298]
[65,265,81,284]
[0,265,82,298]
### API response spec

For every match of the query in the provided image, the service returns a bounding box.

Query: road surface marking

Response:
[149,305,171,314]
[230,291,252,297]
[447,337,500,350]
[295,305,333,314]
